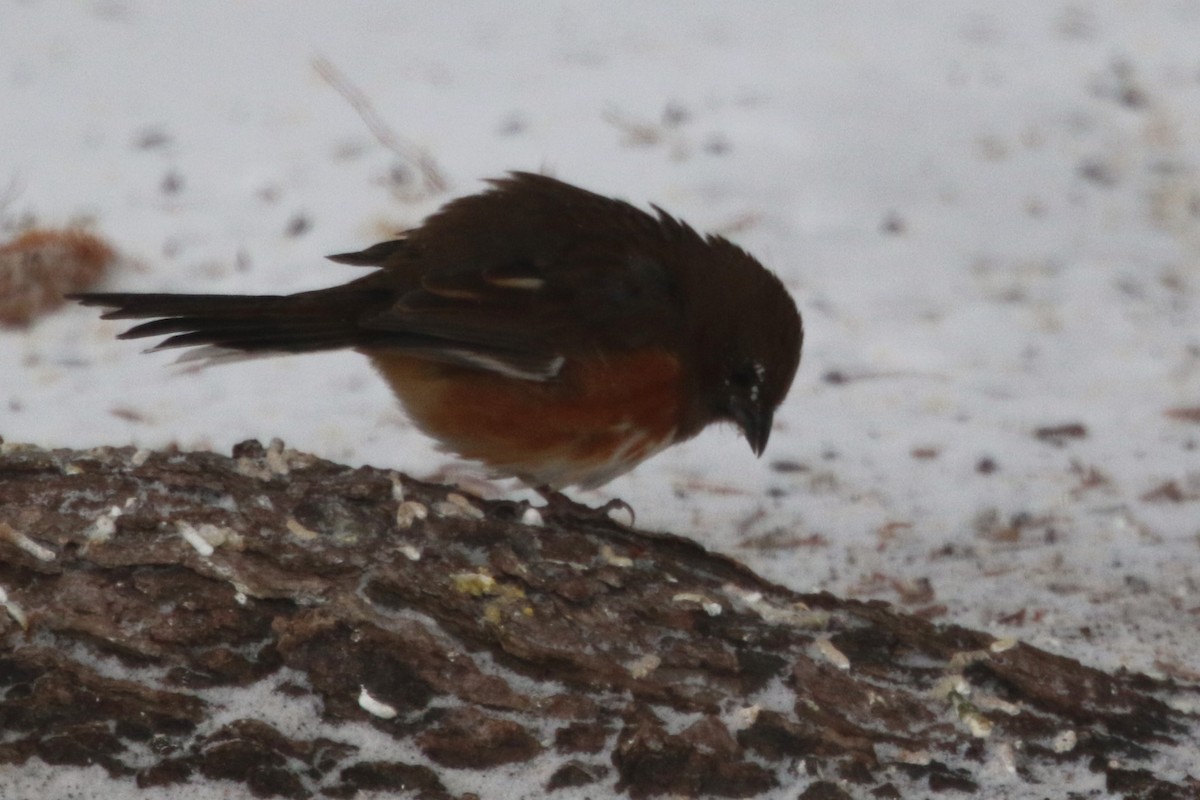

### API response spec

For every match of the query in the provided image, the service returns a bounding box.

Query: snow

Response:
[3,1,1199,796]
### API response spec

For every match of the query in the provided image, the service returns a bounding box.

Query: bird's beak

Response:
[731,399,772,457]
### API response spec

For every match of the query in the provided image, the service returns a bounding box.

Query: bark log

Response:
[0,439,1196,799]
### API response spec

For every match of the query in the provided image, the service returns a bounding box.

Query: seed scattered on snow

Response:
[0,522,55,562]
[395,501,428,528]
[672,592,723,616]
[286,517,319,541]
[87,514,118,543]
[1053,729,1077,753]
[600,545,633,568]
[265,439,289,476]
[433,493,484,519]
[178,522,214,557]
[989,637,1017,653]
[815,637,850,670]
[949,648,992,668]
[626,653,661,678]
[965,710,993,738]
[0,585,29,629]
[357,687,398,719]
[387,471,405,502]
[730,705,761,731]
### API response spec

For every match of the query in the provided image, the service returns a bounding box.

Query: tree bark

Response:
[0,439,1196,799]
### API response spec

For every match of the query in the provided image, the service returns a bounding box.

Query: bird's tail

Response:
[71,290,382,356]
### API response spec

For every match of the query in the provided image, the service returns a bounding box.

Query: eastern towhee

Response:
[75,173,803,490]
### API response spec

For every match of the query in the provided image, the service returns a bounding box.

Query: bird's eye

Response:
[725,361,766,403]
[728,361,764,388]
[728,368,753,389]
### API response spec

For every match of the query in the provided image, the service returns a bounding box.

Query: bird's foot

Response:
[535,487,636,527]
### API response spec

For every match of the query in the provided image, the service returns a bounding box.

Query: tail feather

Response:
[76,293,291,320]
[71,291,383,355]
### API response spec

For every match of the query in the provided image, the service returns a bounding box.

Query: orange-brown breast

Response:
[366,349,684,488]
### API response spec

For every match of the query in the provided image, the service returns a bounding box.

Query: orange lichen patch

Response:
[0,228,117,327]
[368,348,683,488]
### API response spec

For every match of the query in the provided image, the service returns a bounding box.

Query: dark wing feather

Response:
[343,172,689,361]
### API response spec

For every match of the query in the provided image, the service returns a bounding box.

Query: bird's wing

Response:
[337,173,691,380]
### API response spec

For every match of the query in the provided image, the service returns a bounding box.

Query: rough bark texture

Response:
[0,439,1196,799]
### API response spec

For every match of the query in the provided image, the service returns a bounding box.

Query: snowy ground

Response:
[3,2,1199,797]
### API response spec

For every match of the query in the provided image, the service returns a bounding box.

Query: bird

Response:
[74,172,803,492]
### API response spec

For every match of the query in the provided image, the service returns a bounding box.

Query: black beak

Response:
[730,400,772,457]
